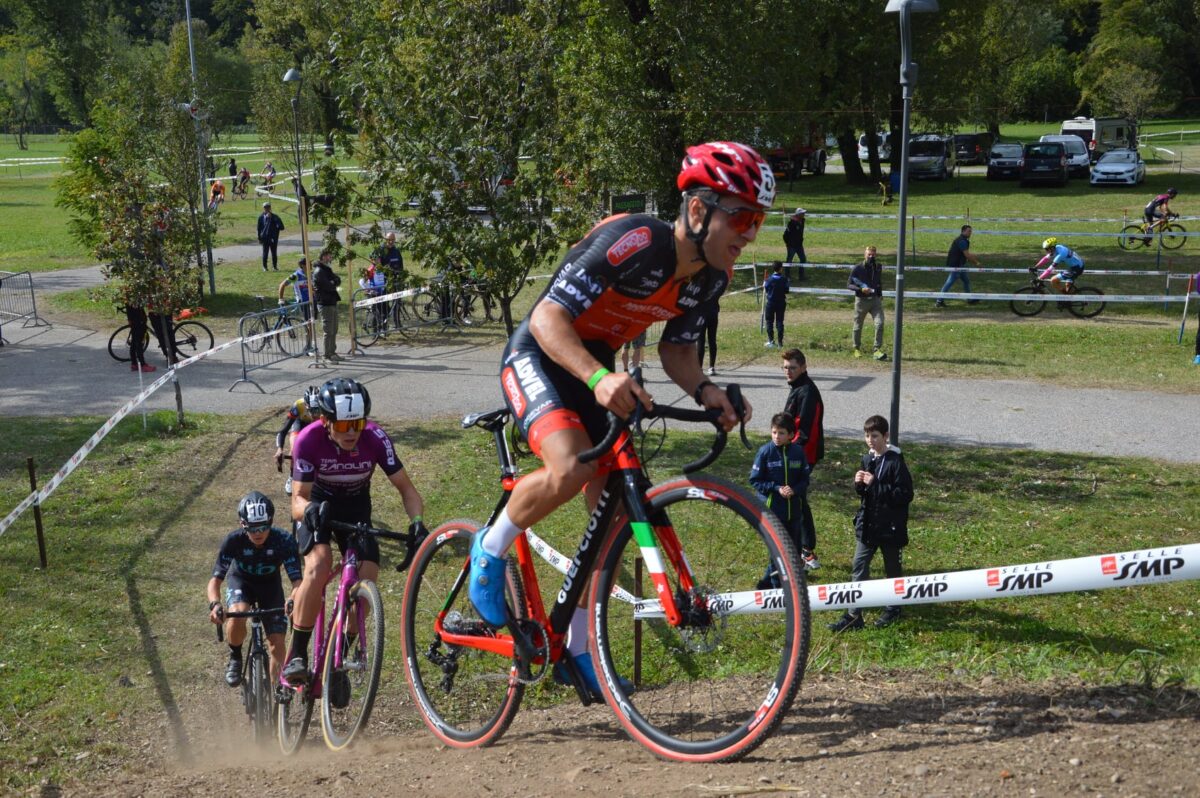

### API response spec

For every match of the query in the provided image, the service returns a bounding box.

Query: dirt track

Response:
[51,671,1200,798]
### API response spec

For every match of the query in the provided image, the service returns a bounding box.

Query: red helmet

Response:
[677,142,776,210]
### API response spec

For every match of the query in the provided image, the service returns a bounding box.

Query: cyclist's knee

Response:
[304,545,333,581]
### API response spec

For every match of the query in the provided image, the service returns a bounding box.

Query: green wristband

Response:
[586,367,611,391]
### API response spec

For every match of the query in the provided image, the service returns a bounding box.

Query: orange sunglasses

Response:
[700,197,766,235]
[327,417,366,433]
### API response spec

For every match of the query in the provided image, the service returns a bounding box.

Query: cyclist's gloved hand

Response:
[303,500,329,534]
[274,449,285,472]
[408,519,429,542]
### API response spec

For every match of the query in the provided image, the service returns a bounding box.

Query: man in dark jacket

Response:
[257,202,286,272]
[763,261,790,348]
[848,245,886,360]
[312,250,342,362]
[781,348,823,565]
[829,414,914,632]
[782,207,806,281]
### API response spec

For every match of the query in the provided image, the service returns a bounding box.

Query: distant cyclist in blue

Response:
[1034,237,1084,293]
[206,491,303,689]
[278,257,314,351]
[763,261,790,348]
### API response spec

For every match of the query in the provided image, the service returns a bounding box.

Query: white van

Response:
[1039,134,1090,178]
[1059,117,1138,162]
[857,132,891,161]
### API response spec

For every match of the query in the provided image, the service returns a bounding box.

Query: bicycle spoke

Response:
[320,581,384,750]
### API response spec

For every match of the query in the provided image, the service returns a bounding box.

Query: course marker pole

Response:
[26,458,47,568]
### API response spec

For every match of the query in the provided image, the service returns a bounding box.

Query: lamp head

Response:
[283,68,303,84]
[885,0,939,12]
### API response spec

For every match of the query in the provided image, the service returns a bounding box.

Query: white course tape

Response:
[786,286,1187,304]
[754,261,1180,278]
[631,543,1200,619]
[524,528,639,605]
[0,492,40,538]
[352,285,424,310]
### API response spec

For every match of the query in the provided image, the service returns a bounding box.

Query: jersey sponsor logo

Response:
[317,459,374,473]
[606,226,652,266]
[513,356,549,403]
[621,300,675,321]
[676,295,700,308]
[552,276,595,310]
[502,366,526,417]
[295,457,315,474]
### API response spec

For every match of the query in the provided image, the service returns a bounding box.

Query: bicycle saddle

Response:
[462,407,510,431]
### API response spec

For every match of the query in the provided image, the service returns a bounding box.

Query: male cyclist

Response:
[1143,187,1177,238]
[273,385,322,490]
[282,378,427,684]
[469,141,769,697]
[1034,237,1085,293]
[206,491,303,686]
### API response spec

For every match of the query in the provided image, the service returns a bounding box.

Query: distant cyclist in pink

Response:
[282,378,427,685]
[469,141,773,699]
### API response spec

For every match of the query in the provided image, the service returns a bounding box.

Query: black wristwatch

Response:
[693,380,716,406]
[209,600,221,612]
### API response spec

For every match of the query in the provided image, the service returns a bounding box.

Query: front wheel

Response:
[1066,286,1106,318]
[246,316,270,353]
[1118,224,1148,250]
[1161,223,1187,250]
[353,305,382,348]
[411,289,443,324]
[250,651,273,743]
[401,520,525,748]
[590,474,810,763]
[107,324,145,363]
[320,580,385,751]
[1009,285,1047,317]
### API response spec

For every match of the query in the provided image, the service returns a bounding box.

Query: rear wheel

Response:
[274,317,303,356]
[246,316,270,352]
[590,474,809,763]
[172,321,214,359]
[412,289,444,324]
[1066,286,1106,318]
[107,324,146,362]
[353,305,382,348]
[1009,285,1047,317]
[1161,223,1186,250]
[402,520,526,748]
[320,580,385,750]
[1117,224,1147,250]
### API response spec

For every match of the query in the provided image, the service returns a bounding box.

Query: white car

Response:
[1089,149,1145,186]
[1039,134,1090,178]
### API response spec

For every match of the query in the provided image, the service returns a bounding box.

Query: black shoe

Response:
[225,657,243,688]
[934,300,946,308]
[827,612,864,633]
[282,657,309,685]
[874,608,902,628]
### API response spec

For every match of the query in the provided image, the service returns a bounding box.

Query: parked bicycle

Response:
[277,519,423,753]
[351,288,414,348]
[401,389,810,763]
[245,295,306,355]
[107,310,215,363]
[1009,268,1106,318]
[217,606,287,744]
[410,269,498,329]
[1118,213,1186,250]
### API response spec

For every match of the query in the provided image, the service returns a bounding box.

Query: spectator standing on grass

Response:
[828,414,913,633]
[763,261,789,348]
[936,224,982,307]
[621,330,647,372]
[749,412,816,582]
[123,300,156,373]
[257,202,285,272]
[783,207,806,281]
[848,245,887,361]
[696,301,720,375]
[312,250,342,362]
[781,347,823,562]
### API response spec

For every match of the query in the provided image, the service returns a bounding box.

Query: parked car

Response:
[1060,116,1138,162]
[1089,148,1146,186]
[908,135,956,180]
[986,142,1024,180]
[1019,141,1068,187]
[953,132,994,165]
[857,132,891,161]
[1039,134,1090,178]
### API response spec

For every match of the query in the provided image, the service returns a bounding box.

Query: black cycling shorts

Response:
[500,325,615,458]
[223,573,288,635]
[294,491,380,565]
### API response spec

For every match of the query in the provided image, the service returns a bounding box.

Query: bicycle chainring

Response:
[677,586,727,654]
[510,618,550,686]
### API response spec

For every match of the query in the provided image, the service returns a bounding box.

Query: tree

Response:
[0,32,52,148]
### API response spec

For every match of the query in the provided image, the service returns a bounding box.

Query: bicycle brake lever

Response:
[725,384,753,450]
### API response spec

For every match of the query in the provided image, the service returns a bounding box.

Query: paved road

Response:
[3,269,1195,462]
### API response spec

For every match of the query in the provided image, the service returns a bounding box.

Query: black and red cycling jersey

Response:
[501,213,729,454]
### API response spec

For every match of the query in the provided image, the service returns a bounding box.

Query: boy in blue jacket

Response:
[750,413,815,588]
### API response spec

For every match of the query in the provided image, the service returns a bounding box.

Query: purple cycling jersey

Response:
[291,420,404,497]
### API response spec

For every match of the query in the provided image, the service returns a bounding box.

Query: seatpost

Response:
[493,426,519,480]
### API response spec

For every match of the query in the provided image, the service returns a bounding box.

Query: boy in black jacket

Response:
[829,414,914,632]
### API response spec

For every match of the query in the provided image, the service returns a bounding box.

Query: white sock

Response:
[480,509,523,558]
[566,607,588,657]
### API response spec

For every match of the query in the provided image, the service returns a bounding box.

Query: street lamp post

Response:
[183,0,216,296]
[884,0,939,445]
[283,67,318,363]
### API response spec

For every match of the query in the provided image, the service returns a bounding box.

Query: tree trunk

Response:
[839,131,868,184]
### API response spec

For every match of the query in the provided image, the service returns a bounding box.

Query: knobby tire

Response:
[1009,285,1047,317]
[320,580,385,751]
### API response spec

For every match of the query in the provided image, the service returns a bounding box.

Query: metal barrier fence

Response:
[0,271,49,336]
[230,302,313,392]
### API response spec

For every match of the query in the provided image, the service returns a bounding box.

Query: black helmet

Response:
[1167,187,1177,197]
[238,490,274,531]
[317,378,371,421]
[303,385,322,415]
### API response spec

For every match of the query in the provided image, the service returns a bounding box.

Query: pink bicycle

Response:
[277,519,420,752]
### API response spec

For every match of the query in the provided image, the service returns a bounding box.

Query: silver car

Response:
[1089,149,1145,186]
